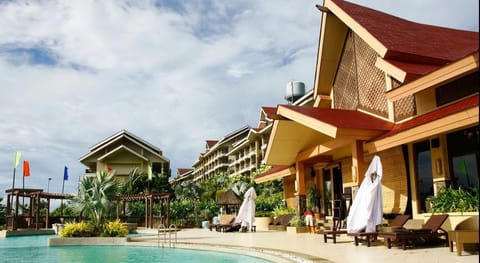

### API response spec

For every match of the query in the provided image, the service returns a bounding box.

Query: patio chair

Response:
[347,214,410,247]
[268,214,295,231]
[378,214,449,250]
[214,214,236,232]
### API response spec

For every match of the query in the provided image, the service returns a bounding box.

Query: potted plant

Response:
[429,186,479,230]
[307,187,323,220]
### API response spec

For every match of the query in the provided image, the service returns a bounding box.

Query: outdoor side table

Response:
[448,230,479,256]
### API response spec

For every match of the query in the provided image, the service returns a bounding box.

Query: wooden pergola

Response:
[116,193,171,228]
[5,188,72,231]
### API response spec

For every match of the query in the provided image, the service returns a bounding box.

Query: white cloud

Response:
[0,0,478,198]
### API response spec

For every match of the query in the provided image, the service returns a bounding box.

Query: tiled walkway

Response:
[130,228,478,263]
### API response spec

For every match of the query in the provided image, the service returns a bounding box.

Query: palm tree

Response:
[73,171,118,228]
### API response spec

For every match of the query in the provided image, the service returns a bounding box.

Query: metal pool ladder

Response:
[157,224,177,248]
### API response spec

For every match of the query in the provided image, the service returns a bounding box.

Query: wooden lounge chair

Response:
[214,214,236,232]
[378,214,449,250]
[347,214,410,247]
[268,214,295,231]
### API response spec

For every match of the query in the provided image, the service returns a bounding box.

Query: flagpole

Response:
[11,167,16,212]
[22,172,25,208]
[61,178,65,217]
[11,151,21,230]
[61,166,68,218]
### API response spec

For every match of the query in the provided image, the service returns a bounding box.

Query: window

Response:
[447,126,479,190]
[414,140,434,213]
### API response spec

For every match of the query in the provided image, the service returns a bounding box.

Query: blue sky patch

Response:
[0,44,59,66]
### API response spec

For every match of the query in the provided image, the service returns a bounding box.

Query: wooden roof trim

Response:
[387,53,479,101]
[97,145,149,162]
[366,106,478,153]
[325,0,388,57]
[375,57,407,83]
[255,165,295,184]
[277,105,338,137]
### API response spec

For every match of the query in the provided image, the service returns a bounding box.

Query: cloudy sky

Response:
[0,0,478,198]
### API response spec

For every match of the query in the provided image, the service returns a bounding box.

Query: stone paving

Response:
[129,228,479,263]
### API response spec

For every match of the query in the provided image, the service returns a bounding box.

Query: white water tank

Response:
[285,81,305,103]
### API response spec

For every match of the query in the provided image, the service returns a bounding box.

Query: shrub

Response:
[430,187,479,213]
[101,220,129,237]
[272,206,296,218]
[255,192,284,216]
[289,215,306,227]
[255,211,273,217]
[60,221,93,237]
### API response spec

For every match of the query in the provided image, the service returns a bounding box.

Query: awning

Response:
[265,105,393,165]
[255,165,296,184]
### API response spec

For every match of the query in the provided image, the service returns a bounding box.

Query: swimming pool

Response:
[0,235,271,263]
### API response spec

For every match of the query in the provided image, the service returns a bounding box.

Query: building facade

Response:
[79,130,171,180]
[257,0,478,223]
[192,126,250,181]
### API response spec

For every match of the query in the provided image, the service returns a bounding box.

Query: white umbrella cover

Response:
[234,187,257,229]
[347,155,383,233]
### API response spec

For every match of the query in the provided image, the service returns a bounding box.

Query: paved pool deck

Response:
[129,228,478,263]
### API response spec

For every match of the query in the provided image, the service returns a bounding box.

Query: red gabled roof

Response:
[332,0,479,64]
[330,0,479,82]
[206,140,218,148]
[262,106,280,119]
[376,95,479,139]
[177,168,193,176]
[280,105,394,131]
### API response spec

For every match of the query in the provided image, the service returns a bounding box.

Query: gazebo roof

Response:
[216,189,242,205]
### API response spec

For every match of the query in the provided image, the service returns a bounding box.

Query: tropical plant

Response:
[430,186,479,213]
[272,206,296,217]
[101,219,129,237]
[289,215,306,227]
[306,187,321,213]
[51,201,78,217]
[72,171,118,229]
[255,192,284,216]
[231,181,250,197]
[119,168,144,195]
[60,221,93,237]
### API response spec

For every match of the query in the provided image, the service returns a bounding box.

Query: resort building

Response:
[257,0,478,225]
[170,168,194,186]
[228,108,274,178]
[79,130,171,180]
[192,126,250,181]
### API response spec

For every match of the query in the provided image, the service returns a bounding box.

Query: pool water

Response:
[0,235,271,263]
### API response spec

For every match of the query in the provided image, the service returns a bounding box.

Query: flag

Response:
[14,151,21,168]
[64,166,68,181]
[147,164,152,180]
[460,160,468,174]
[23,161,30,177]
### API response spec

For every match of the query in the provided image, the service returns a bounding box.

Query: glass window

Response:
[447,126,479,190]
[322,169,332,216]
[451,154,479,189]
[414,140,434,213]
